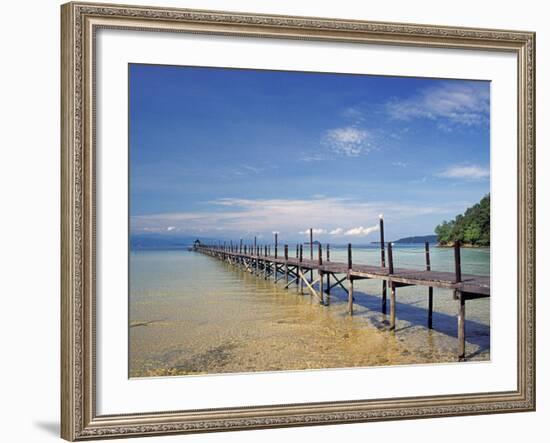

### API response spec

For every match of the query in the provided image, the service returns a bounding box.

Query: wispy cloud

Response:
[392,161,407,168]
[322,127,373,157]
[242,164,263,173]
[300,152,326,162]
[385,82,489,128]
[341,106,366,124]
[299,228,327,235]
[343,225,379,236]
[131,197,460,238]
[437,164,490,180]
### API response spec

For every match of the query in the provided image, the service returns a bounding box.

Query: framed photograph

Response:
[61,1,536,440]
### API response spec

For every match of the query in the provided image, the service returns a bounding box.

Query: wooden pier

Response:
[193,220,490,360]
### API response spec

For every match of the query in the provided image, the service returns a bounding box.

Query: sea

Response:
[129,244,490,377]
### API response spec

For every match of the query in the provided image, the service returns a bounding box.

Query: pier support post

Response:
[319,271,324,305]
[454,241,462,283]
[457,290,466,360]
[284,245,289,287]
[318,244,324,305]
[425,241,433,329]
[389,282,396,331]
[347,244,353,314]
[309,228,314,283]
[326,244,331,299]
[348,275,354,315]
[387,242,396,331]
[428,287,434,329]
[387,242,394,275]
[382,281,387,315]
[299,245,304,294]
[380,215,387,314]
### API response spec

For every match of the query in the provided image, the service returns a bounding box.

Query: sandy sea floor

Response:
[129,248,490,377]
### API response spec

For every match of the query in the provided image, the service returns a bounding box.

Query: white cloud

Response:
[344,225,379,236]
[242,164,263,173]
[322,127,372,157]
[166,226,176,231]
[329,228,344,235]
[131,197,460,237]
[385,82,489,127]
[299,228,327,235]
[300,152,326,162]
[437,165,490,180]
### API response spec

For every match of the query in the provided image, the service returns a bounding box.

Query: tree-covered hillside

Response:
[435,194,490,246]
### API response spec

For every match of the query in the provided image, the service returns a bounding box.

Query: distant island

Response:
[435,194,490,247]
[370,234,437,245]
[394,235,438,244]
[304,240,321,246]
[130,234,217,250]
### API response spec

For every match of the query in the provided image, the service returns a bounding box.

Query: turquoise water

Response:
[129,245,490,377]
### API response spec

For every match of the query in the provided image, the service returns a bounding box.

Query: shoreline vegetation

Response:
[435,194,490,248]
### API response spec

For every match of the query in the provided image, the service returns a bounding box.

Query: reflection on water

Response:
[129,247,490,377]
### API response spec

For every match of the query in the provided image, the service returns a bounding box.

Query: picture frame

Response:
[61,1,536,440]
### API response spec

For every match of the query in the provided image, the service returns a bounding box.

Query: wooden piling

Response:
[284,244,289,286]
[382,281,387,315]
[264,248,268,278]
[309,228,313,282]
[318,244,324,304]
[379,216,386,267]
[390,282,396,331]
[348,277,354,315]
[309,228,313,259]
[274,233,278,259]
[454,241,462,283]
[457,290,465,360]
[326,244,331,299]
[380,218,387,314]
[387,242,394,275]
[319,269,324,305]
[299,244,304,294]
[387,242,396,330]
[425,241,433,329]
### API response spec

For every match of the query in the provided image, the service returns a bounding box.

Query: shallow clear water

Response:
[129,245,490,377]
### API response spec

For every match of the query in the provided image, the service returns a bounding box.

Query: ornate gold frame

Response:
[61,2,536,440]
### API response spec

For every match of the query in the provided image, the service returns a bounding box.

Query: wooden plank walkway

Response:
[192,223,490,361]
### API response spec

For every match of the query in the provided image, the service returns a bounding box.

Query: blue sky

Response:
[129,64,490,242]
